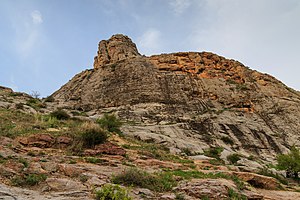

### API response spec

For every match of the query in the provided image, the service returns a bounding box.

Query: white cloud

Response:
[137,29,162,55]
[31,10,43,25]
[169,0,191,14]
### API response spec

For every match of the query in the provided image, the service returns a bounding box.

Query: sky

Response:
[0,0,299,97]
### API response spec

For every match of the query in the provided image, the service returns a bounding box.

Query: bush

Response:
[44,96,55,102]
[11,173,47,186]
[227,188,247,200]
[277,146,300,178]
[204,147,223,160]
[80,122,108,148]
[50,109,70,120]
[95,184,132,200]
[112,168,176,192]
[227,154,241,165]
[97,113,122,134]
[26,98,46,109]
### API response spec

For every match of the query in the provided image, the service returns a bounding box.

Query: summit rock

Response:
[93,34,141,69]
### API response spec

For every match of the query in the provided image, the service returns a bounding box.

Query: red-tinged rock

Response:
[58,164,84,177]
[233,172,280,190]
[3,160,24,173]
[83,142,126,156]
[18,134,55,148]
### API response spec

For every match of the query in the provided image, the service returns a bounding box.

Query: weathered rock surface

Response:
[177,178,238,199]
[52,34,300,162]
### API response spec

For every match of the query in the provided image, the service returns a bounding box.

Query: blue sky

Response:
[0,0,299,97]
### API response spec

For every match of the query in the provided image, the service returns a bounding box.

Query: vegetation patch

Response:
[95,184,132,200]
[227,154,241,165]
[227,188,247,200]
[164,170,244,190]
[122,142,193,164]
[112,168,176,192]
[97,113,122,135]
[80,122,108,148]
[204,146,223,160]
[26,98,46,110]
[85,157,106,164]
[11,173,47,187]
[50,109,70,120]
[0,109,38,138]
[277,146,300,179]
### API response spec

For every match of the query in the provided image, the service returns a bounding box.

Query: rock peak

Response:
[93,34,141,69]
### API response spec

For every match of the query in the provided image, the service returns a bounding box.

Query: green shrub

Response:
[97,113,122,134]
[227,188,247,200]
[227,154,241,165]
[95,184,132,200]
[204,147,223,160]
[50,109,70,120]
[80,122,108,148]
[181,148,193,156]
[18,157,29,168]
[112,168,176,192]
[11,173,47,186]
[44,96,55,102]
[26,98,46,109]
[209,159,225,166]
[38,115,60,128]
[26,174,47,186]
[277,146,300,178]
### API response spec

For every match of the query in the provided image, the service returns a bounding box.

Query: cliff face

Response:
[52,34,300,161]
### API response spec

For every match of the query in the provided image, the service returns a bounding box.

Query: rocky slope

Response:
[52,34,300,162]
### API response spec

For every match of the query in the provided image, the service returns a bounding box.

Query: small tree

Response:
[31,91,40,99]
[277,146,300,178]
[96,113,122,134]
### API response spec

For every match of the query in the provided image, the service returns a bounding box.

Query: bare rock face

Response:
[52,34,300,161]
[93,34,141,69]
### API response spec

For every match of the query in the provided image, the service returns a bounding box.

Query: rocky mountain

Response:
[1,34,300,200]
[52,34,300,162]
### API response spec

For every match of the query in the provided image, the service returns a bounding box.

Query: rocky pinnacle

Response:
[93,34,141,69]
